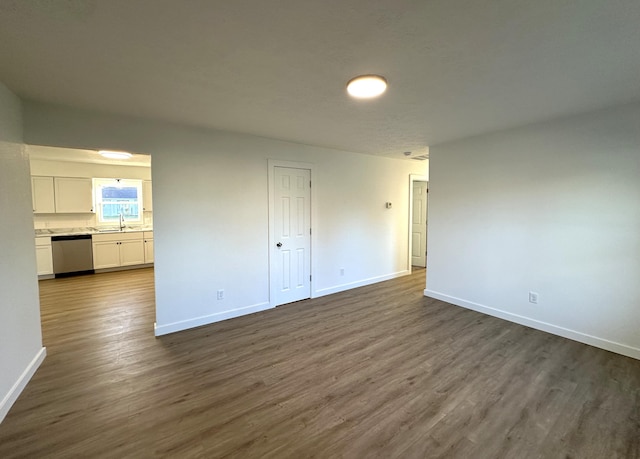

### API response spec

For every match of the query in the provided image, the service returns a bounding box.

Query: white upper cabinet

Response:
[32,176,56,213]
[143,180,153,212]
[54,177,93,213]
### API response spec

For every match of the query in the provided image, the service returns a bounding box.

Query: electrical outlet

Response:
[217,289,224,300]
[340,268,345,276]
[528,291,539,304]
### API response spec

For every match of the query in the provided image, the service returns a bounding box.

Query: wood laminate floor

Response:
[1,268,639,458]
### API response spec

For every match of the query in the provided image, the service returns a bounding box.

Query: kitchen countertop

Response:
[35,227,154,237]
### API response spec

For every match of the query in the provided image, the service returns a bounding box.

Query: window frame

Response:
[93,178,144,226]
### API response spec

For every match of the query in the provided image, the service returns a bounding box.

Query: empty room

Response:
[1,1,639,457]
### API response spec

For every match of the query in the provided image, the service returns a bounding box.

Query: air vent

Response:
[411,155,429,161]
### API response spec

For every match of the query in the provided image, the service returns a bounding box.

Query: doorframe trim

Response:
[408,174,429,273]
[267,159,316,307]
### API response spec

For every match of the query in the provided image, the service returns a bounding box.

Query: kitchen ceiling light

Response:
[99,150,132,160]
[346,75,387,98]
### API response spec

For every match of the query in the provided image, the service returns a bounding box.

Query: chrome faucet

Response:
[119,213,125,231]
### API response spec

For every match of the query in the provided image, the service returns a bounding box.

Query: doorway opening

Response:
[29,144,156,328]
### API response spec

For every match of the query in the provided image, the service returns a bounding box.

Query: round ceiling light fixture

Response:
[346,74,388,99]
[99,150,132,160]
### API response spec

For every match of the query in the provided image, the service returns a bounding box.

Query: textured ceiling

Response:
[1,0,639,158]
[28,145,151,167]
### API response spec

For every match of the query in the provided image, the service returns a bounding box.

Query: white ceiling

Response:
[28,145,151,167]
[1,0,639,159]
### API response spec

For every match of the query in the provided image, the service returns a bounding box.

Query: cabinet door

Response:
[32,177,56,213]
[35,245,54,275]
[93,241,120,269]
[142,180,153,211]
[144,238,154,264]
[120,240,145,266]
[54,177,93,213]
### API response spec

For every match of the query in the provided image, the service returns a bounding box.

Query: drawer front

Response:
[93,232,143,243]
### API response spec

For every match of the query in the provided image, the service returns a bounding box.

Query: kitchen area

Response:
[30,145,154,279]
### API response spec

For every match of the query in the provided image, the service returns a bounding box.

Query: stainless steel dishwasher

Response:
[51,234,94,276]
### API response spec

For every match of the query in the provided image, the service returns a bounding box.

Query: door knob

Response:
[276,242,282,248]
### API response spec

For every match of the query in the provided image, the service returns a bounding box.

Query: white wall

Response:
[426,103,640,359]
[30,157,152,230]
[0,84,45,422]
[23,102,428,335]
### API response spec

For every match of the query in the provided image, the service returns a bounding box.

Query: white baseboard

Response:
[155,272,413,336]
[154,302,272,336]
[424,289,640,361]
[314,270,410,298]
[0,347,47,424]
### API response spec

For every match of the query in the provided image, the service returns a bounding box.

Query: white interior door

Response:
[411,181,428,267]
[273,166,311,306]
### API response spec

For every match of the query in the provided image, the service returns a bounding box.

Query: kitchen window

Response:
[94,178,143,225]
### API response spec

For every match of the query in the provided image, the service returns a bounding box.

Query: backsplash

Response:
[34,212,153,230]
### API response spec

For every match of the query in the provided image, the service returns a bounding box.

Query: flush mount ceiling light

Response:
[346,75,387,99]
[99,150,132,160]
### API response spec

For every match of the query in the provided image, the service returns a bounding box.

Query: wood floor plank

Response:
[1,267,639,458]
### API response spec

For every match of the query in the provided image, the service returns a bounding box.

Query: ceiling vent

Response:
[411,155,429,161]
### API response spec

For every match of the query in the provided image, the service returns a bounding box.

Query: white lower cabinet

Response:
[35,237,53,276]
[120,239,145,266]
[92,241,120,269]
[92,232,145,270]
[143,231,154,264]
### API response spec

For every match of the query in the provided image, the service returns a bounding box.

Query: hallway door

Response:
[411,181,428,267]
[272,166,311,305]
